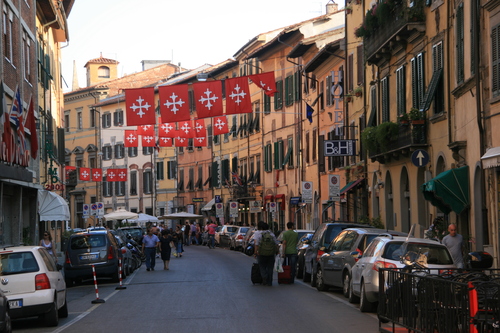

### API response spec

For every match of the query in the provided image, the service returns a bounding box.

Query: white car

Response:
[350,236,456,312]
[0,246,68,326]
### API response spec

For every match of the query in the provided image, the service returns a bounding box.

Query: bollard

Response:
[91,264,105,304]
[115,258,126,290]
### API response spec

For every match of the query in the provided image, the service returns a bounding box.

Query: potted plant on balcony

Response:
[354,24,370,38]
[408,108,425,124]
[361,126,379,154]
[398,112,409,125]
[354,86,363,97]
[375,121,399,151]
[345,5,352,14]
[345,94,352,103]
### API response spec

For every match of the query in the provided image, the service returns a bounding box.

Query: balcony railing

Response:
[368,123,427,163]
[364,1,425,63]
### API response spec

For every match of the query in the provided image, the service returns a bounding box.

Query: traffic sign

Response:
[411,149,430,167]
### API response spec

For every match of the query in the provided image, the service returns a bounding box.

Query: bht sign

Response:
[324,140,356,156]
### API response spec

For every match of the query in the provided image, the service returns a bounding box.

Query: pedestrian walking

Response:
[158,230,173,270]
[442,223,465,268]
[207,221,218,249]
[175,225,184,257]
[189,222,199,245]
[281,221,299,283]
[142,228,160,271]
[254,221,279,286]
[40,231,57,261]
[183,221,190,246]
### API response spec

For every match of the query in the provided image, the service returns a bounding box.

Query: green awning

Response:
[421,165,469,214]
[340,178,364,194]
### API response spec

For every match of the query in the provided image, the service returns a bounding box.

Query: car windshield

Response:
[71,234,106,249]
[125,229,143,237]
[0,251,39,275]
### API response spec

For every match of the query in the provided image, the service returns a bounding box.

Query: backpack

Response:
[259,232,277,256]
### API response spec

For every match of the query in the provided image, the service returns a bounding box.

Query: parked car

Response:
[64,230,123,285]
[241,227,257,254]
[0,246,67,327]
[229,226,250,251]
[303,222,374,283]
[215,225,239,248]
[313,227,406,295]
[0,289,10,333]
[296,232,314,279]
[350,236,456,312]
[116,226,145,245]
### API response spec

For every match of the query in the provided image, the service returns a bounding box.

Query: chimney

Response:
[326,0,338,14]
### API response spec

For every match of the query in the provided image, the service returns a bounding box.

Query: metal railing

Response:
[379,268,500,333]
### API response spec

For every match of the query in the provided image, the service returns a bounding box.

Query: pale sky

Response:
[61,0,346,92]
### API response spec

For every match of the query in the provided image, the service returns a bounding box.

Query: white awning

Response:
[201,198,215,211]
[481,147,500,169]
[38,190,70,221]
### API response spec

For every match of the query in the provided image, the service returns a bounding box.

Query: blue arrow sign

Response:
[411,149,429,167]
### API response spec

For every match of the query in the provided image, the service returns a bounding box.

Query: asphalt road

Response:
[12,245,381,333]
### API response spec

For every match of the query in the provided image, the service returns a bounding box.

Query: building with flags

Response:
[0,0,72,248]
[63,57,184,228]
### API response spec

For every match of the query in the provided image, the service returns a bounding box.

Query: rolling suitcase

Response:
[278,258,292,284]
[251,262,263,284]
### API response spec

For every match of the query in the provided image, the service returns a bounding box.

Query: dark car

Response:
[0,289,10,333]
[64,230,123,285]
[314,227,406,296]
[303,222,374,283]
[296,232,314,279]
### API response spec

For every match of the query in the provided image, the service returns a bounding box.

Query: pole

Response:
[115,258,126,290]
[91,264,105,303]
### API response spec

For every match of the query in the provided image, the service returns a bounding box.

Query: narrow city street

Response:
[12,245,379,333]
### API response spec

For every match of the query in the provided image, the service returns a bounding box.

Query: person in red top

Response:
[207,222,218,249]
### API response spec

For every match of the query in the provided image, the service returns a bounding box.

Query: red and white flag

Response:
[174,131,189,147]
[213,116,229,136]
[158,136,173,147]
[225,76,252,114]
[159,122,176,137]
[107,168,127,182]
[137,124,154,136]
[249,71,277,97]
[79,167,91,181]
[125,87,156,126]
[91,168,102,182]
[141,133,156,147]
[159,84,190,122]
[194,136,207,147]
[124,130,139,147]
[193,81,223,119]
[178,120,194,138]
[193,119,207,138]
[65,166,76,180]
[25,96,38,159]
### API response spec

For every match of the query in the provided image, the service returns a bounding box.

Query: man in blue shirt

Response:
[142,228,160,271]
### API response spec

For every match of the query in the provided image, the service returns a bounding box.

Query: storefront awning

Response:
[275,194,285,210]
[201,198,215,211]
[340,178,364,194]
[421,165,469,215]
[481,147,500,169]
[38,190,70,221]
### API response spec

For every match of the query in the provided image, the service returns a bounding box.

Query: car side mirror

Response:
[350,251,360,258]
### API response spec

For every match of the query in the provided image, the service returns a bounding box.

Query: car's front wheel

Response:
[343,272,351,298]
[43,299,59,327]
[315,268,328,291]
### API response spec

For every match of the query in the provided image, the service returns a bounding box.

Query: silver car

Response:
[350,236,456,312]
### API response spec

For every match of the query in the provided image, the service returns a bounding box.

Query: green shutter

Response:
[274,80,283,110]
[294,71,301,102]
[212,161,219,187]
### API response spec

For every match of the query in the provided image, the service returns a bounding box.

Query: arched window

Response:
[98,66,110,78]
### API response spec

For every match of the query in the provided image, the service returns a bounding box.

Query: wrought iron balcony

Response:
[367,123,428,164]
[363,1,425,65]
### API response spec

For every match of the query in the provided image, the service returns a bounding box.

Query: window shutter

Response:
[396,66,406,115]
[275,80,283,110]
[318,135,325,173]
[357,45,364,85]
[348,54,354,93]
[493,26,500,96]
[456,4,464,83]
[326,75,332,106]
[294,71,301,102]
[381,77,389,122]
[211,161,219,187]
